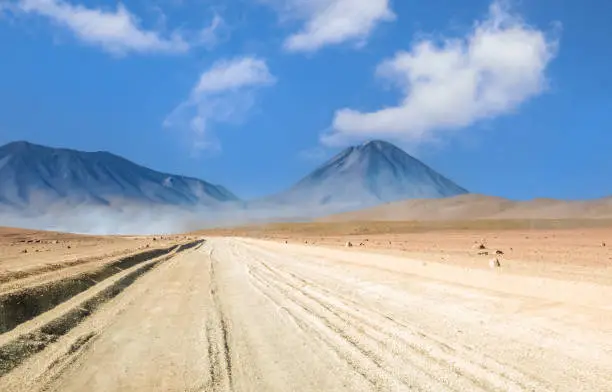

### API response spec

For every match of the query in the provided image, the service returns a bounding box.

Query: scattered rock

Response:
[495,250,504,255]
[304,240,308,244]
[53,240,59,244]
[359,242,365,246]
[602,241,606,247]
[21,249,28,254]
[67,245,72,249]
[345,241,353,248]
[478,251,489,256]
[489,258,501,268]
[473,240,486,250]
[284,240,288,244]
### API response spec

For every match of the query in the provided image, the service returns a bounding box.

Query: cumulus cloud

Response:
[5,0,222,55]
[164,57,276,152]
[322,1,559,146]
[262,0,394,52]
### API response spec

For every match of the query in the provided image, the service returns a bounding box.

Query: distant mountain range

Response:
[0,139,469,231]
[0,141,238,210]
[3,139,610,234]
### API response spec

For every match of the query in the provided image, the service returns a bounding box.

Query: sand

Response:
[319,193,612,221]
[0,223,611,391]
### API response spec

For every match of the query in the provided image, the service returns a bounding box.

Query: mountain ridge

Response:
[258,139,468,212]
[0,140,239,209]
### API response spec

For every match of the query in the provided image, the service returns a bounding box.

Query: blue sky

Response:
[0,0,610,200]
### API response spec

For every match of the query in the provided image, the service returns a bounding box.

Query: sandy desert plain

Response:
[1,215,612,391]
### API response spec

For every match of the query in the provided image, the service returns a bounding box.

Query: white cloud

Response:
[194,56,275,93]
[263,0,394,52]
[197,13,225,49]
[6,0,223,55]
[322,1,559,146]
[164,57,276,152]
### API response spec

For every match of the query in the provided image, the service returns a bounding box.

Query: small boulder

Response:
[345,241,353,248]
[489,258,501,268]
[21,249,28,254]
[478,251,489,256]
[602,241,606,247]
[495,250,504,255]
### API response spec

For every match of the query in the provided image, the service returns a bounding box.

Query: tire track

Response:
[246,262,394,390]
[246,256,452,391]
[0,244,180,334]
[264,259,547,392]
[205,249,233,392]
[236,242,548,392]
[0,240,205,379]
[232,243,432,391]
[258,262,526,392]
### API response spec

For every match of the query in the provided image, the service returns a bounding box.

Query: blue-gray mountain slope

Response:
[0,141,238,209]
[259,140,468,213]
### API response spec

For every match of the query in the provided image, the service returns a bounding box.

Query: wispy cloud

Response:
[4,0,223,55]
[196,13,225,49]
[322,1,559,146]
[261,0,394,53]
[164,57,276,153]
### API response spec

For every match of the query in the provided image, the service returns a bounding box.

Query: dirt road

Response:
[1,238,611,391]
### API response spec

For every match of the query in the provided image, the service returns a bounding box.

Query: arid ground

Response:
[1,221,611,391]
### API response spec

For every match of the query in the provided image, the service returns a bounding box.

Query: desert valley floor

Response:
[0,222,611,391]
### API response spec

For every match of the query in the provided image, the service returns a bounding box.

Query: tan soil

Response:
[199,221,612,284]
[0,226,197,286]
[0,223,610,391]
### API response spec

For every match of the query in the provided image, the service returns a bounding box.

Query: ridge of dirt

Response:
[0,240,204,376]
